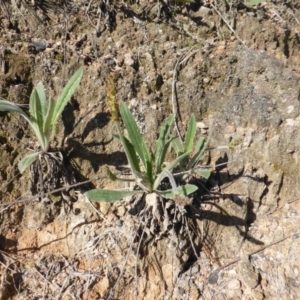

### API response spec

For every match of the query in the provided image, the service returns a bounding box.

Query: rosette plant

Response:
[84,75,210,203]
[0,67,83,173]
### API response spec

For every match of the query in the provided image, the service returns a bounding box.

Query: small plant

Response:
[84,75,210,204]
[243,0,265,6]
[0,67,83,173]
[175,0,195,4]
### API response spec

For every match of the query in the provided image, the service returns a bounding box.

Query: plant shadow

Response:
[176,161,267,276]
[66,139,127,173]
[61,101,128,173]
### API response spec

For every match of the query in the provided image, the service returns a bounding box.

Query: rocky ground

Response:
[1,0,300,299]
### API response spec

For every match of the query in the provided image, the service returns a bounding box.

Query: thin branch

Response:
[208,231,300,282]
[184,215,199,259]
[171,47,197,144]
[171,53,185,144]
[0,175,105,207]
[211,3,247,48]
[134,224,145,300]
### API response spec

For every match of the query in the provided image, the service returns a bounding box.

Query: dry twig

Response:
[211,3,247,48]
[208,231,300,282]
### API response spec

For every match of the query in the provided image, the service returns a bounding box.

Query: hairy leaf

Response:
[194,168,211,179]
[18,152,40,173]
[52,67,83,125]
[29,89,44,126]
[157,184,198,199]
[119,101,151,173]
[0,100,31,124]
[154,114,175,174]
[187,137,205,170]
[85,189,142,202]
[176,0,195,3]
[29,89,46,150]
[114,134,141,173]
[43,97,56,138]
[171,136,184,156]
[184,114,196,152]
[153,168,178,193]
[243,0,264,6]
[35,82,47,117]
[152,151,191,190]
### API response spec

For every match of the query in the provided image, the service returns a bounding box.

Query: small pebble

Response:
[238,260,259,289]
[116,220,123,227]
[252,289,265,300]
[208,272,218,284]
[33,40,47,51]
[124,53,134,66]
[191,265,200,274]
[178,286,185,296]
[227,279,241,289]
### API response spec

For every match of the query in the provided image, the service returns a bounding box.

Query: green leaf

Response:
[43,97,56,137]
[145,159,153,185]
[119,101,151,173]
[18,152,40,174]
[243,0,264,6]
[171,136,184,156]
[154,114,175,174]
[52,67,83,125]
[157,184,198,199]
[0,100,31,124]
[114,129,151,192]
[29,89,44,127]
[114,134,141,173]
[175,0,195,3]
[153,168,178,192]
[29,89,47,150]
[195,137,205,154]
[0,99,47,150]
[35,82,47,117]
[187,137,205,170]
[153,151,192,189]
[194,168,211,179]
[184,114,196,152]
[84,189,142,202]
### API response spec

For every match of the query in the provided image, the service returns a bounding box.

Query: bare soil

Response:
[1,1,300,299]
